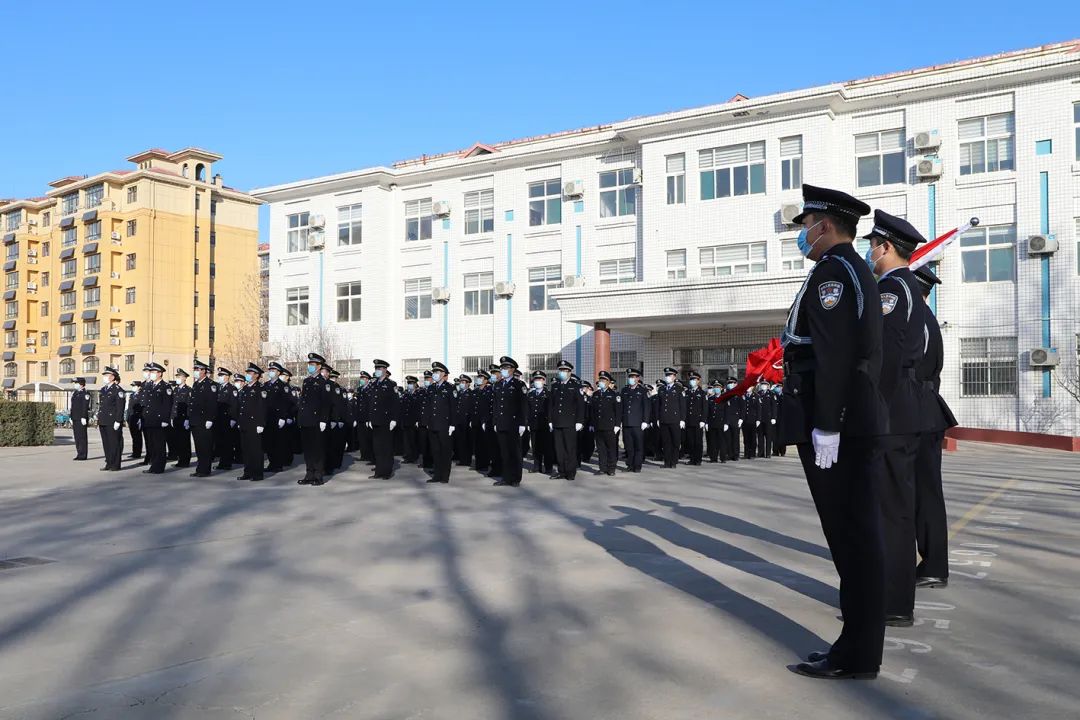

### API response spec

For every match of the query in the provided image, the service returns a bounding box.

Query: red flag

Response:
[713,338,783,403]
[910,217,979,271]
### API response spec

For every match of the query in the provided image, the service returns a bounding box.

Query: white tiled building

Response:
[254,40,1080,436]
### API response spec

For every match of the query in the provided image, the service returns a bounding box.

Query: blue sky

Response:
[2,0,1077,241]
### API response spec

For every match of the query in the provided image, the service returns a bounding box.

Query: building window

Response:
[781,238,805,271]
[84,286,100,307]
[59,358,75,375]
[959,113,1015,175]
[336,281,362,322]
[41,242,49,257]
[527,353,560,376]
[41,212,51,228]
[4,271,16,290]
[463,271,494,315]
[529,179,562,226]
[4,242,17,261]
[1076,218,1080,276]
[83,356,99,374]
[4,301,15,319]
[209,262,215,278]
[126,220,137,237]
[1074,103,1080,161]
[85,184,103,208]
[599,168,637,217]
[960,225,1016,283]
[855,129,905,187]
[402,358,430,377]
[125,287,136,304]
[528,265,562,311]
[61,258,77,279]
[209,293,215,309]
[127,186,137,203]
[286,211,310,253]
[62,193,78,215]
[3,362,16,378]
[461,355,494,373]
[83,320,100,340]
[40,331,48,347]
[464,189,495,235]
[4,210,21,231]
[404,278,432,320]
[666,250,687,280]
[124,354,135,372]
[61,324,76,342]
[700,141,766,200]
[337,204,362,246]
[126,253,136,270]
[62,227,77,247]
[41,301,48,316]
[86,221,101,242]
[960,337,1017,397]
[4,331,15,349]
[666,154,686,205]
[194,259,199,275]
[780,136,803,190]
[700,242,767,277]
[286,286,310,326]
[84,253,101,274]
[598,258,636,285]
[60,291,76,310]
[125,321,135,337]
[405,199,432,242]
[39,361,48,377]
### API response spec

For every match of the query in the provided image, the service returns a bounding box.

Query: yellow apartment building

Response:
[1,147,261,395]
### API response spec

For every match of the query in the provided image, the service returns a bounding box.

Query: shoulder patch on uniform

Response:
[261,391,267,398]
[335,388,341,395]
[881,292,898,315]
[166,388,173,395]
[818,281,843,310]
[211,385,217,392]
[324,384,331,391]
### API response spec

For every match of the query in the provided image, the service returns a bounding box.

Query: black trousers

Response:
[402,424,420,463]
[372,424,394,477]
[241,429,264,480]
[487,426,502,475]
[622,424,644,471]
[496,429,523,485]
[880,434,919,617]
[193,424,214,475]
[797,437,885,673]
[915,431,949,579]
[453,421,472,465]
[595,429,618,473]
[686,423,703,464]
[578,428,594,463]
[418,425,430,467]
[429,429,452,482]
[359,424,374,462]
[660,422,681,468]
[128,418,143,457]
[756,424,773,458]
[171,421,192,466]
[706,423,722,461]
[647,425,662,460]
[531,424,555,473]
[144,425,167,473]
[262,425,280,469]
[273,424,294,468]
[99,424,124,470]
[552,426,578,479]
[743,424,756,459]
[725,425,740,461]
[471,423,488,469]
[301,426,326,481]
[73,419,89,459]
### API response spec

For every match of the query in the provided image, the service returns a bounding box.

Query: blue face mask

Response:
[306,364,317,375]
[533,380,544,389]
[500,368,511,379]
[665,375,675,386]
[598,381,608,390]
[423,379,431,388]
[558,370,569,381]
[864,243,882,274]
[796,219,825,258]
[627,376,637,386]
[432,371,443,383]
[689,379,698,388]
[244,373,252,383]
[374,368,384,378]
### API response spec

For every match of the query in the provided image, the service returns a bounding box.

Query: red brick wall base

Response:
[945,427,1080,453]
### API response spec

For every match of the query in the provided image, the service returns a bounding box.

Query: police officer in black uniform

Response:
[281,369,300,459]
[356,371,374,463]
[400,375,422,463]
[188,359,218,477]
[619,368,650,472]
[262,361,289,473]
[912,265,957,590]
[720,379,742,462]
[70,376,92,461]
[214,367,235,470]
[865,210,930,627]
[97,366,125,470]
[452,374,474,467]
[170,368,192,468]
[470,370,491,472]
[298,353,332,486]
[126,379,144,460]
[490,357,527,487]
[417,370,433,469]
[655,367,686,468]
[591,371,621,475]
[424,361,455,484]
[547,359,584,481]
[483,364,502,477]
[781,185,887,680]
[140,363,174,474]
[237,363,267,481]
[367,359,400,479]
[684,370,707,465]
[527,370,554,474]
[754,381,775,458]
[706,380,723,462]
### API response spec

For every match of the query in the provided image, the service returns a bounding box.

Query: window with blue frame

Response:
[699,142,765,200]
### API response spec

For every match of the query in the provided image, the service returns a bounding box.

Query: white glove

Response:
[287,418,294,425]
[230,420,236,428]
[614,426,621,434]
[738,419,743,428]
[724,424,729,432]
[679,421,685,429]
[575,423,583,432]
[548,423,553,432]
[589,426,594,432]
[771,419,776,425]
[482,423,487,431]
[699,421,705,429]
[112,421,120,430]
[705,424,709,431]
[353,420,357,427]
[257,426,264,434]
[811,428,840,469]
[390,420,397,430]
[755,420,761,427]
[184,420,190,430]
[278,419,285,429]
[81,418,87,426]
[366,421,372,429]
[205,421,213,429]
[136,420,141,429]
[161,422,169,428]
[518,425,526,436]
[319,422,327,432]
[641,422,648,431]
[449,425,455,436]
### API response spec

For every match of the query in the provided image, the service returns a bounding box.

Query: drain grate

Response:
[0,556,57,571]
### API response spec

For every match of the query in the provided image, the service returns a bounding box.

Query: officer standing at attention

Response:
[237,363,267,481]
[263,361,288,473]
[280,369,300,459]
[684,370,707,465]
[578,379,596,464]
[912,265,956,590]
[781,184,887,680]
[655,367,686,469]
[170,368,192,468]
[70,376,92,461]
[483,364,502,478]
[721,379,742,462]
[188,359,218,478]
[140,362,174,474]
[547,360,584,481]
[417,370,433,470]
[590,371,621,476]
[324,367,347,475]
[297,353,332,486]
[619,369,650,472]
[214,367,235,470]
[527,370,554,475]
[452,374,474,467]
[754,381,776,459]
[705,380,723,462]
[97,366,125,471]
[357,371,375,464]
[400,375,422,464]
[424,361,456,484]
[471,369,492,473]
[490,357,528,487]
[864,210,929,627]
[367,359,400,479]
[126,379,144,461]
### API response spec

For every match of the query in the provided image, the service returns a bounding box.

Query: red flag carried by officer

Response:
[713,337,784,403]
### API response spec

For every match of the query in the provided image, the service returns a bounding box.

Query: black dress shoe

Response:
[297,478,312,485]
[916,576,948,589]
[550,473,565,480]
[310,478,327,486]
[493,480,511,486]
[791,658,877,680]
[73,457,87,461]
[237,475,252,480]
[190,472,210,478]
[886,614,914,627]
[100,466,110,471]
[249,477,263,482]
[807,650,829,663]
[426,478,443,483]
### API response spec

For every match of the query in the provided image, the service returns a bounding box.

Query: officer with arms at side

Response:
[170,368,192,468]
[491,356,528,487]
[297,353,332,486]
[546,360,584,481]
[656,367,686,469]
[141,362,174,475]
[367,359,400,479]
[188,359,218,478]
[619,368,650,472]
[97,366,125,471]
[780,184,888,680]
[237,364,267,481]
[424,361,456,484]
[70,376,92,461]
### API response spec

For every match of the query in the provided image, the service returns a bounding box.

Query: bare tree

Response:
[1018,396,1067,434]
[276,325,349,370]
[213,270,266,371]
[1058,366,1080,406]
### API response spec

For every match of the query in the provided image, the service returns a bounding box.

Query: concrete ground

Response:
[0,432,1077,720]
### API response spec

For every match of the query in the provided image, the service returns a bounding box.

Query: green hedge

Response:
[0,401,56,446]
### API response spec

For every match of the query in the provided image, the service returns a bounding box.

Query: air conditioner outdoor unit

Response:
[27,258,37,264]
[780,203,802,226]
[1026,234,1058,256]
[26,282,37,291]
[563,180,584,198]
[109,329,119,337]
[563,275,586,288]
[432,200,451,217]
[914,129,941,151]
[109,305,120,313]
[308,235,325,251]
[110,338,121,346]
[110,231,121,240]
[431,286,451,303]
[26,337,36,345]
[309,214,326,229]
[1029,347,1059,367]
[494,281,515,297]
[27,219,37,227]
[27,249,37,257]
[916,156,943,179]
[631,168,643,185]
[110,272,121,279]
[26,347,36,354]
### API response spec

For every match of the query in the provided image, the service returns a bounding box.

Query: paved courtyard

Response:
[0,432,1077,719]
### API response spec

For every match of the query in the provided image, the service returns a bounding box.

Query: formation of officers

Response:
[73,354,792,489]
